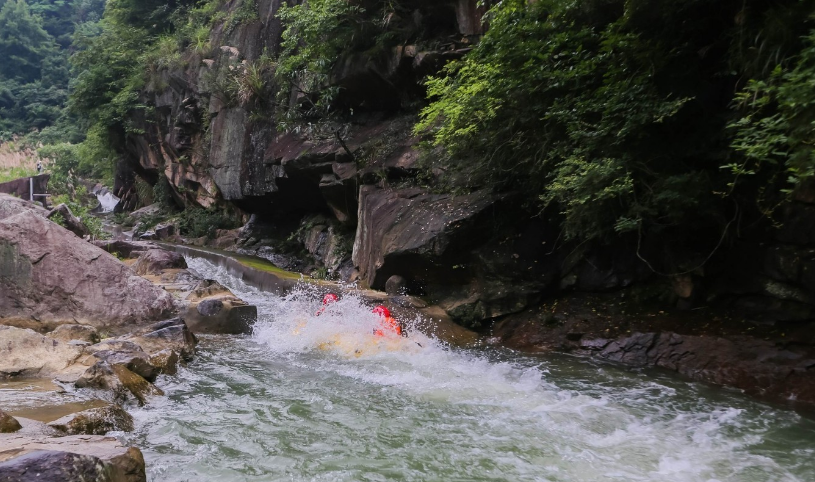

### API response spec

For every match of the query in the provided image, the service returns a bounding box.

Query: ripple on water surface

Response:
[122,257,815,482]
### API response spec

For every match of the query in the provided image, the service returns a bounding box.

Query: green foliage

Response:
[152,172,176,210]
[37,123,115,183]
[0,0,102,138]
[416,0,808,244]
[0,0,58,83]
[177,206,239,238]
[729,30,815,204]
[0,165,36,183]
[134,175,154,207]
[275,0,363,126]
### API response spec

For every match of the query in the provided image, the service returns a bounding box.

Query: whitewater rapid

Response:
[121,256,815,482]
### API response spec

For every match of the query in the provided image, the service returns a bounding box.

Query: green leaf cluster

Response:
[730,30,815,202]
[275,0,363,126]
[416,0,815,244]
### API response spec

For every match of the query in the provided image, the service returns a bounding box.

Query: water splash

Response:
[124,257,815,482]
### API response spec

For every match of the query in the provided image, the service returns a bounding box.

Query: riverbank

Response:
[0,194,258,480]
[493,293,815,409]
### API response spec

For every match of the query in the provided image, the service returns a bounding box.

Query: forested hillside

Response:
[0,0,103,142]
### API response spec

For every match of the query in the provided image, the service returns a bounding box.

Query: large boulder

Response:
[352,186,556,327]
[0,212,177,332]
[0,194,48,221]
[352,186,499,289]
[0,434,145,482]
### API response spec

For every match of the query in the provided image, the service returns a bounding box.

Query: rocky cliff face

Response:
[117,0,815,334]
[121,0,483,211]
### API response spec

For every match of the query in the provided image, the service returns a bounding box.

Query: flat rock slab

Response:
[0,326,84,379]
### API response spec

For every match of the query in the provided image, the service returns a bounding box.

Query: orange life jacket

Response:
[374,316,401,337]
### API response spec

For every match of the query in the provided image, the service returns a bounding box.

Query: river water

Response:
[123,257,815,482]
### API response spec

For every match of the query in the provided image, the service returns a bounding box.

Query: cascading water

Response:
[123,257,815,482]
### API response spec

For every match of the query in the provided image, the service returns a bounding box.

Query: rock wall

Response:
[118,0,815,332]
[123,0,481,211]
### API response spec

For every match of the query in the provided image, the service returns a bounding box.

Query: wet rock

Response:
[0,326,84,379]
[46,203,90,238]
[0,450,113,482]
[0,212,177,332]
[47,405,134,435]
[197,299,223,316]
[89,350,159,382]
[385,275,408,295]
[184,296,257,335]
[0,434,146,482]
[133,249,187,276]
[186,279,232,302]
[75,362,163,406]
[136,230,157,241]
[126,318,197,361]
[148,349,179,376]
[0,410,22,434]
[47,324,100,344]
[599,333,658,366]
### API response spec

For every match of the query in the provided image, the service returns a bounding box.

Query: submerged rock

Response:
[75,361,163,406]
[183,295,256,335]
[125,318,197,361]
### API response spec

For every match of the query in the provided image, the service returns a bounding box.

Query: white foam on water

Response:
[125,257,815,482]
